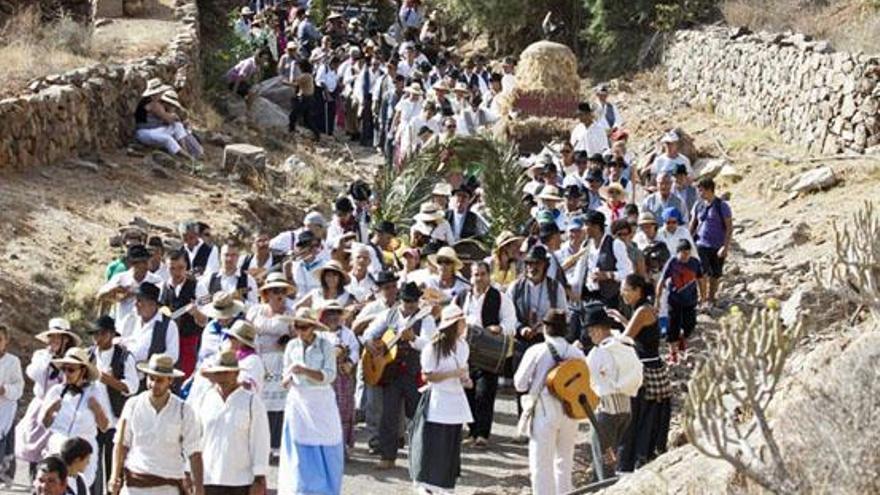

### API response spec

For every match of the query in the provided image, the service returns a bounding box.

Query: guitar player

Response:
[363,282,437,469]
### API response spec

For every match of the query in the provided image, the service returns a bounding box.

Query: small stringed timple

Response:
[546,359,600,424]
[362,307,432,386]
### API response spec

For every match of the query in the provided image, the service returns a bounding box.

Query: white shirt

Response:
[196,387,270,486]
[514,337,584,397]
[268,229,300,254]
[290,257,326,304]
[501,73,516,94]
[346,271,377,303]
[239,353,266,394]
[119,393,201,479]
[315,64,339,93]
[197,269,259,306]
[574,235,633,292]
[652,153,693,177]
[42,382,104,485]
[99,269,164,325]
[184,240,220,275]
[118,311,180,364]
[92,346,139,425]
[505,279,569,333]
[324,326,361,365]
[657,226,700,260]
[25,349,62,400]
[364,307,437,352]
[594,101,624,129]
[570,120,610,155]
[0,353,23,434]
[149,263,171,284]
[457,288,517,336]
[420,341,473,424]
[424,275,470,302]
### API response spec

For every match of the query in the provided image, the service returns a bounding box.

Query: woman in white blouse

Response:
[248,272,296,457]
[298,260,356,311]
[409,305,473,494]
[278,308,343,495]
[39,347,109,487]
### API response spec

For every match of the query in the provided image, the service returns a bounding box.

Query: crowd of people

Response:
[21,1,735,495]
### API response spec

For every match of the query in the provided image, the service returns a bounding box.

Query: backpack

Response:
[604,332,644,397]
[643,240,671,275]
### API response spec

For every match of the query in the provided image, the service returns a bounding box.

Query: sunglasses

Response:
[62,366,81,374]
[268,288,287,295]
[437,258,454,265]
[294,324,312,330]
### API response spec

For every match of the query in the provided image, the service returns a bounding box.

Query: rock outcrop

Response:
[665,27,880,155]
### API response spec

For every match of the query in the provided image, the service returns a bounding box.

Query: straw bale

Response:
[496,116,575,154]
[515,41,579,97]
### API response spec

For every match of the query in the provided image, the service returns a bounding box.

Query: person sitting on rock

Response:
[226,49,270,98]
[134,80,199,161]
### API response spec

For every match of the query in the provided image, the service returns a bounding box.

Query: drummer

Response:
[454,261,516,448]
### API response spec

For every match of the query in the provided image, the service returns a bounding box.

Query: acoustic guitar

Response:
[546,359,600,423]
[362,307,432,386]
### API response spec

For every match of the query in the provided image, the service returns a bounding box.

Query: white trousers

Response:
[529,396,579,495]
[135,122,187,155]
[122,487,178,495]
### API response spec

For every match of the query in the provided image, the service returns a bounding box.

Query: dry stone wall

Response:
[0,0,200,168]
[665,27,880,154]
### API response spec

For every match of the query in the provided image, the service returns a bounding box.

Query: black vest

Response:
[595,235,620,301]
[208,270,249,296]
[161,279,202,338]
[148,315,172,358]
[455,287,502,327]
[511,277,560,329]
[89,345,131,417]
[188,243,213,276]
[446,210,481,241]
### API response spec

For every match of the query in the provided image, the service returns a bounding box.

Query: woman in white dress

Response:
[278,308,343,495]
[409,305,473,494]
[298,260,356,311]
[248,272,296,456]
[39,348,109,487]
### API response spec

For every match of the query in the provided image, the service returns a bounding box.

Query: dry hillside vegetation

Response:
[0,1,178,97]
[723,0,880,53]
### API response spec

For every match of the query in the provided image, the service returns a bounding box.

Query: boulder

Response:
[247,97,289,133]
[695,158,728,179]
[717,163,742,182]
[253,76,295,111]
[741,223,811,256]
[223,144,266,172]
[784,166,838,194]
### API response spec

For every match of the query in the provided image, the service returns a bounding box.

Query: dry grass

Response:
[91,18,178,60]
[722,0,880,53]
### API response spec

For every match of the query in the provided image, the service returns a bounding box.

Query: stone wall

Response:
[0,0,200,168]
[665,27,880,154]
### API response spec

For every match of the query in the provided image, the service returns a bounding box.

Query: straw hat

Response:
[453,82,470,94]
[52,347,99,382]
[638,211,658,226]
[282,307,329,331]
[432,182,452,197]
[224,320,257,349]
[405,83,424,96]
[432,81,451,92]
[494,230,524,254]
[137,353,185,378]
[201,350,241,375]
[36,318,82,346]
[414,202,444,223]
[201,291,246,320]
[142,78,173,98]
[160,90,184,111]
[314,260,351,285]
[286,41,297,50]
[600,182,625,201]
[537,185,563,202]
[660,130,680,144]
[436,304,465,331]
[428,246,464,272]
[318,300,345,318]
[259,272,294,294]
[240,6,254,16]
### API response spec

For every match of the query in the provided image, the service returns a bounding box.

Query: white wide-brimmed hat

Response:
[201,291,246,320]
[282,307,329,331]
[200,349,241,375]
[142,78,173,98]
[52,347,99,382]
[428,246,464,272]
[137,353,185,378]
[436,304,465,331]
[223,320,257,349]
[414,202,444,223]
[259,272,295,294]
[36,317,81,346]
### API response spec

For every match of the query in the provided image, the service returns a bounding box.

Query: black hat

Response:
[523,245,549,264]
[490,72,503,83]
[542,308,567,331]
[453,238,490,262]
[673,163,689,175]
[127,245,150,262]
[538,222,561,239]
[88,315,118,335]
[676,238,692,253]
[588,153,606,165]
[452,182,474,196]
[399,282,423,302]
[585,168,604,183]
[335,197,354,214]
[418,125,434,137]
[146,236,164,251]
[134,282,161,303]
[373,220,397,236]
[577,102,592,113]
[584,210,606,227]
[584,304,615,329]
[573,150,589,163]
[349,180,372,202]
[420,239,446,258]
[564,185,583,199]
[372,270,399,286]
[295,230,317,248]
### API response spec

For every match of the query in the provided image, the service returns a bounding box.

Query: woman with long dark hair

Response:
[409,305,473,493]
[608,273,672,472]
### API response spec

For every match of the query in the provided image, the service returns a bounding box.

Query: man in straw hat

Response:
[319,300,361,456]
[196,291,246,374]
[86,315,139,494]
[221,320,264,393]
[194,350,270,495]
[97,245,164,326]
[118,281,179,366]
[110,354,202,495]
[364,282,436,469]
[424,246,470,301]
